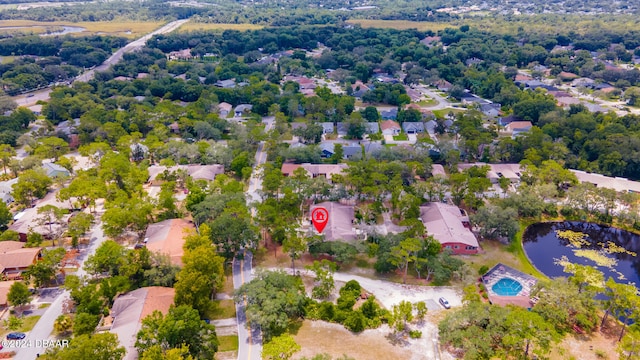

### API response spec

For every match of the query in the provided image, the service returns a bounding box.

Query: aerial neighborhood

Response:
[0,1,639,359]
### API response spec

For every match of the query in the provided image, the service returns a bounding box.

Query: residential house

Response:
[0,178,17,205]
[556,97,581,107]
[0,281,15,308]
[336,123,348,136]
[402,122,425,134]
[0,241,42,280]
[290,123,308,132]
[110,287,176,360]
[431,164,446,177]
[461,95,491,105]
[42,162,70,179]
[570,170,640,193]
[113,76,132,82]
[281,163,348,182]
[350,81,370,98]
[585,82,615,92]
[144,219,193,266]
[465,57,483,66]
[217,102,232,117]
[459,163,523,184]
[56,118,80,136]
[380,120,401,136]
[558,71,579,81]
[420,36,441,47]
[498,114,519,127]
[582,102,608,113]
[572,77,595,87]
[234,104,253,117]
[147,165,224,184]
[419,202,479,255]
[168,122,180,134]
[167,49,192,60]
[364,122,379,134]
[215,79,236,89]
[514,74,532,82]
[505,121,533,136]
[130,143,148,161]
[310,202,357,242]
[320,122,334,134]
[480,103,501,117]
[380,108,398,120]
[434,79,452,92]
[9,190,74,240]
[320,143,361,159]
[28,104,42,116]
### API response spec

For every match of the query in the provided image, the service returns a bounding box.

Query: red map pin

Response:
[311,207,329,233]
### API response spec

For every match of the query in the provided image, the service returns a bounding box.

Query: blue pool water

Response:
[492,277,523,296]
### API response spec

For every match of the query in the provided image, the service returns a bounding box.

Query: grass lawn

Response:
[432,108,465,119]
[346,19,453,32]
[206,299,236,320]
[0,56,15,64]
[217,335,239,352]
[393,133,408,141]
[38,303,50,309]
[20,315,41,332]
[178,21,263,32]
[416,98,437,106]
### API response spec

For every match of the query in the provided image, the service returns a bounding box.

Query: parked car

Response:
[7,332,26,340]
[439,297,451,309]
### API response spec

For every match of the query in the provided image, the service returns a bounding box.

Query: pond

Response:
[523,221,640,287]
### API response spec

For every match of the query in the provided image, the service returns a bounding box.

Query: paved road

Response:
[14,207,108,360]
[233,252,262,360]
[11,19,188,107]
[75,19,188,82]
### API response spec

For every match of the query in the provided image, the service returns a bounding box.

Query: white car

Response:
[439,297,451,309]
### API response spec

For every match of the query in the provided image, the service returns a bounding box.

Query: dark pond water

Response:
[523,221,640,287]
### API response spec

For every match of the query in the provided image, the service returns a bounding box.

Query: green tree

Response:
[73,312,100,336]
[389,300,413,333]
[34,136,69,161]
[7,281,31,315]
[306,260,337,299]
[136,305,218,359]
[389,238,421,284]
[140,345,194,360]
[41,333,125,360]
[25,247,65,288]
[234,270,307,340]
[563,263,604,294]
[501,307,558,359]
[174,245,225,316]
[330,143,344,164]
[12,168,52,206]
[67,212,94,248]
[85,240,125,276]
[0,201,11,229]
[470,204,519,240]
[263,333,301,360]
[618,324,640,360]
[37,205,67,244]
[283,231,307,272]
[0,144,16,174]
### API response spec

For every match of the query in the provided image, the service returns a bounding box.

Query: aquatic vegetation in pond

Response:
[555,230,589,248]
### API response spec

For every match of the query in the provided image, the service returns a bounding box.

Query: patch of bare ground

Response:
[215,351,238,360]
[292,321,416,360]
[556,317,622,360]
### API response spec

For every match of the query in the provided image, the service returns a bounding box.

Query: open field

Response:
[0,20,164,38]
[349,15,640,35]
[347,19,453,32]
[178,21,264,32]
[218,335,239,352]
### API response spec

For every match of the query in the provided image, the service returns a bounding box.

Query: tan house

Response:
[0,241,42,279]
[109,287,176,360]
[147,165,225,185]
[0,281,16,308]
[144,219,194,266]
[380,120,401,136]
[281,163,348,182]
[420,202,479,255]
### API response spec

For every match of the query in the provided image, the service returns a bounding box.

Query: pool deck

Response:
[482,263,538,308]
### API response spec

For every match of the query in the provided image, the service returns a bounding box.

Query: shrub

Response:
[318,301,335,322]
[409,330,422,339]
[343,311,366,333]
[478,265,489,276]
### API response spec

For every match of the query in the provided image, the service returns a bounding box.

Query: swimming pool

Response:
[491,277,523,296]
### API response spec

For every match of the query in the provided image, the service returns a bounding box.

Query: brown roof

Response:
[0,241,25,253]
[514,74,533,81]
[144,219,193,266]
[0,281,16,306]
[380,120,400,131]
[420,203,478,248]
[0,247,41,271]
[110,287,175,360]
[505,121,533,131]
